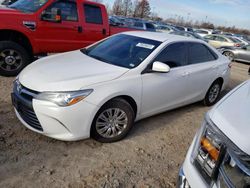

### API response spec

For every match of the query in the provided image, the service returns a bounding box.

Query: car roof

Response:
[122,31,200,42]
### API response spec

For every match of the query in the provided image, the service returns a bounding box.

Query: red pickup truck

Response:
[0,0,135,76]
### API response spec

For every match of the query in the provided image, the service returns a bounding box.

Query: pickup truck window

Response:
[9,0,48,12]
[83,34,161,69]
[45,0,78,21]
[84,4,103,24]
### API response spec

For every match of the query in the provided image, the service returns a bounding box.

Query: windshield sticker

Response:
[129,63,135,67]
[136,43,155,49]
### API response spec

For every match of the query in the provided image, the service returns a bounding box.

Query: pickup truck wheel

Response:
[203,80,222,106]
[0,41,31,77]
[91,98,135,143]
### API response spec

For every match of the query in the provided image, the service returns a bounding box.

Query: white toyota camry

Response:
[12,32,231,142]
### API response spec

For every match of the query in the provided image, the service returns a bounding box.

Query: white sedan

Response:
[12,32,231,142]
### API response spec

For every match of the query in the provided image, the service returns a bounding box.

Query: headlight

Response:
[36,89,93,107]
[191,114,225,182]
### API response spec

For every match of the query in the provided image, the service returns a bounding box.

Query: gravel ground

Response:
[0,62,249,188]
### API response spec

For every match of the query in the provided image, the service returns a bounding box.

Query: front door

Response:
[36,0,83,53]
[141,42,190,117]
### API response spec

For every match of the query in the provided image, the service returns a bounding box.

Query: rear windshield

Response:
[82,34,161,69]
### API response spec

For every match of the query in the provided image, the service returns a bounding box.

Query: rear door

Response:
[80,2,109,46]
[184,42,219,100]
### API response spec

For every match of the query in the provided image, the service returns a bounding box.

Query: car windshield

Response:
[9,0,48,13]
[82,34,161,69]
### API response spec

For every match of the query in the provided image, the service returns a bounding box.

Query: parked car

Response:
[173,26,194,32]
[232,36,249,45]
[169,31,207,42]
[0,0,137,77]
[1,0,17,5]
[218,45,250,63]
[178,80,250,188]
[12,32,231,143]
[131,21,156,32]
[156,25,178,33]
[109,16,124,26]
[194,29,212,37]
[204,34,244,48]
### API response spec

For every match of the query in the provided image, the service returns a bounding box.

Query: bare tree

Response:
[134,0,151,18]
[112,0,123,15]
[122,0,132,17]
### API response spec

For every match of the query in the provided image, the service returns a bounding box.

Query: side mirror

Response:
[41,8,62,23]
[152,61,170,73]
[242,46,247,50]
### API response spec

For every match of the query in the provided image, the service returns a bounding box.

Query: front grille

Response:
[17,100,43,131]
[12,81,43,131]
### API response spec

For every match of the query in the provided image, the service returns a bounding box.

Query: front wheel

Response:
[203,80,222,106]
[91,98,135,143]
[0,41,31,77]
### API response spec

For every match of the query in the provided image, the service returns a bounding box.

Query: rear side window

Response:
[154,43,187,68]
[188,43,217,64]
[84,4,103,24]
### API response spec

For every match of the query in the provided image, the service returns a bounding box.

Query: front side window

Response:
[188,43,217,64]
[83,34,161,69]
[84,4,103,24]
[154,43,187,68]
[44,0,78,21]
[246,45,250,51]
[9,0,48,12]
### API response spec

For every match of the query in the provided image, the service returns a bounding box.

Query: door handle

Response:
[77,26,83,33]
[102,28,106,35]
[73,26,82,33]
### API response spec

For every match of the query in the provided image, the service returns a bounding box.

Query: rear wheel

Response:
[91,98,135,143]
[203,80,222,106]
[0,41,31,77]
[223,51,234,61]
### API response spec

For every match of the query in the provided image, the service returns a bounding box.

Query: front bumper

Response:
[13,92,99,141]
[177,166,191,188]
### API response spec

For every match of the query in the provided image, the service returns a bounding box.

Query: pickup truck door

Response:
[80,2,109,47]
[35,0,84,53]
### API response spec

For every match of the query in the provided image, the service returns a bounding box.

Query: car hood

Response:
[209,81,250,155]
[19,50,129,92]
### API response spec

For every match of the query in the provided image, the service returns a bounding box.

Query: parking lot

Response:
[0,62,249,188]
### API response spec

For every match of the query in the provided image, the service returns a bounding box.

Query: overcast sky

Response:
[103,0,250,30]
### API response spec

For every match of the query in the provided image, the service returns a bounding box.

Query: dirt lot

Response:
[0,62,249,188]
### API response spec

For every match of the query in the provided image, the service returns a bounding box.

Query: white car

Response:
[178,80,250,187]
[12,32,231,142]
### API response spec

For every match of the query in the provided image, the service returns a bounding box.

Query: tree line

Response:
[92,0,250,35]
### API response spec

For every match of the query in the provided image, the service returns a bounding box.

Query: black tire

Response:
[203,80,222,106]
[223,51,234,61]
[91,98,135,143]
[0,41,32,77]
